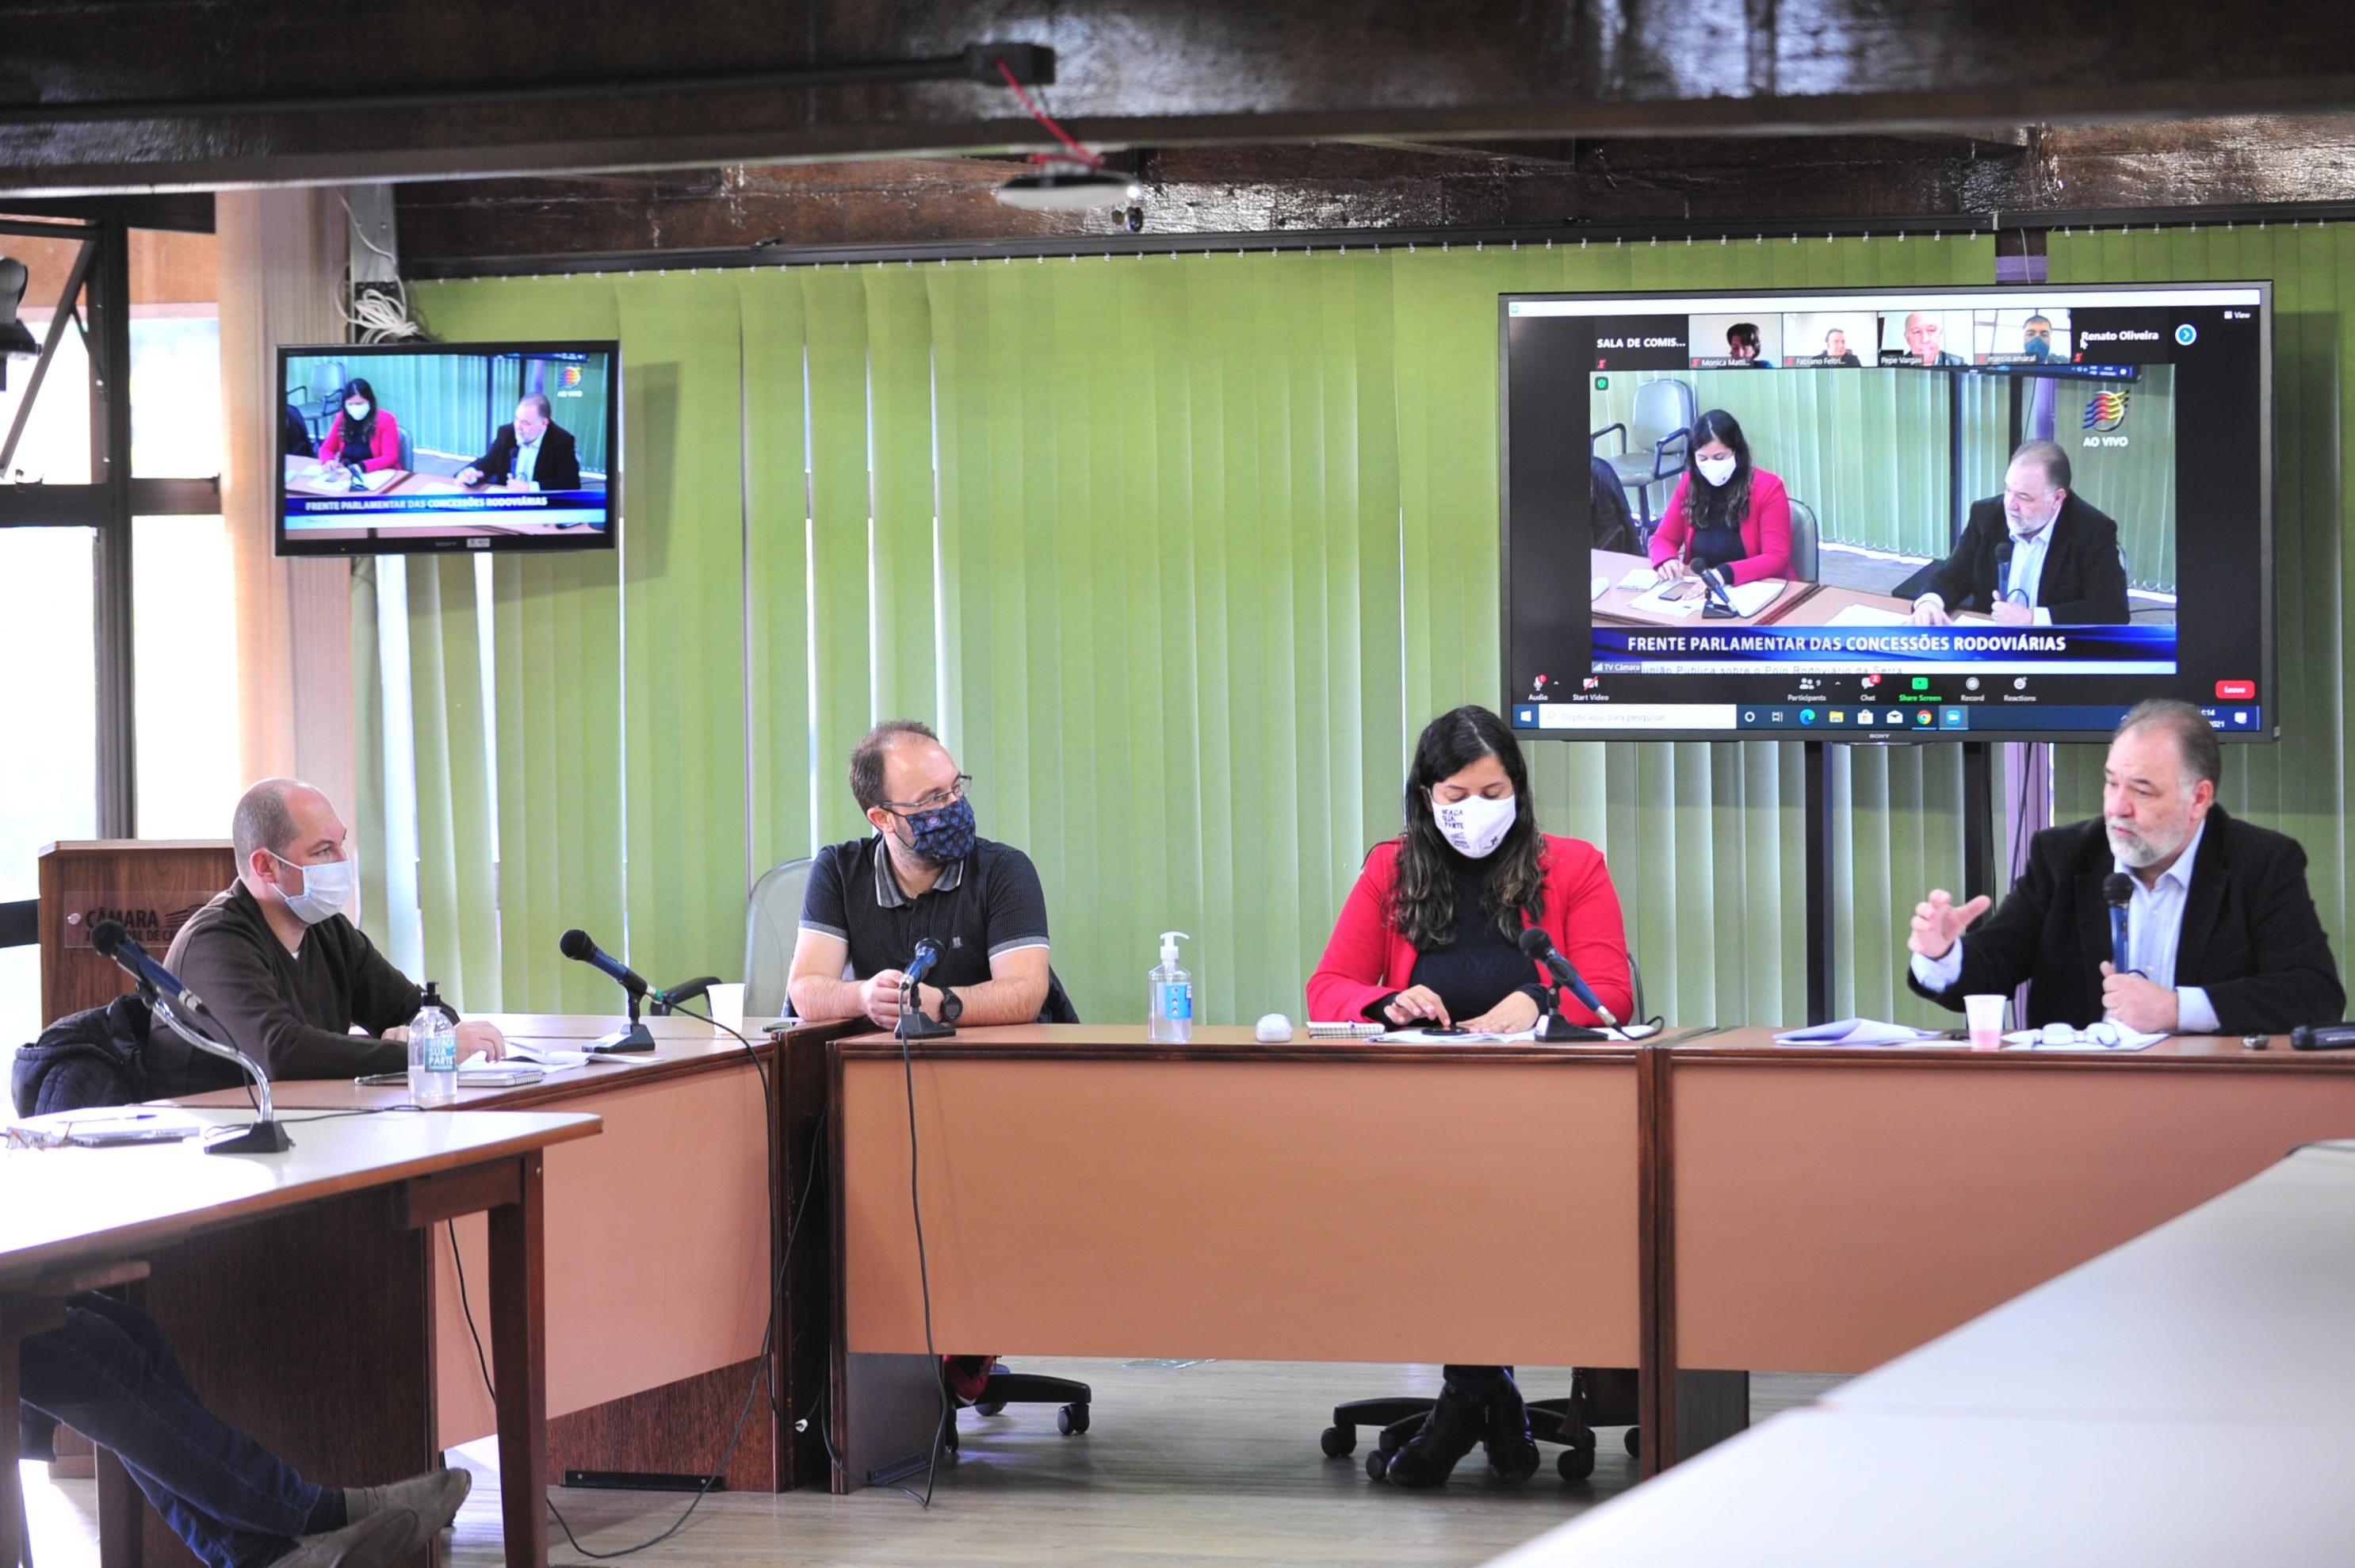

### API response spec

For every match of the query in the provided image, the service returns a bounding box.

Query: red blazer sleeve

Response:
[1307,843,1404,1023]
[1729,469,1792,586]
[1646,476,1693,567]
[1539,836,1634,1026]
[362,412,402,472]
[316,415,349,465]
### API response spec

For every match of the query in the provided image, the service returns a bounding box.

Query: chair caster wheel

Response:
[975,1400,1006,1417]
[1366,1448,1390,1482]
[1057,1403,1089,1436]
[1321,1425,1355,1459]
[1558,1447,1596,1482]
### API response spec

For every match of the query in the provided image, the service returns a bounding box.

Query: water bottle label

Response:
[425,1034,457,1071]
[1160,983,1192,1021]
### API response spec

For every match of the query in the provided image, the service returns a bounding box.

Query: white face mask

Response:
[267,850,354,926]
[1432,792,1517,859]
[1695,454,1738,488]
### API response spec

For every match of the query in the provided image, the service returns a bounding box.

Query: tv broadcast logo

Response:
[560,365,583,388]
[2082,388,2131,434]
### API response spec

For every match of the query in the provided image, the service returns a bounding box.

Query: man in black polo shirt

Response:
[787,720,1052,1030]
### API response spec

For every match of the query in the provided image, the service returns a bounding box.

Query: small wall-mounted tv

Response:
[274,340,620,557]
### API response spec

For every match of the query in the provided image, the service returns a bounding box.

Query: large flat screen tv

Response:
[1500,283,2272,743]
[274,340,619,556]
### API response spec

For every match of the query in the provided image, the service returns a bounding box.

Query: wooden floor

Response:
[20,1361,1844,1566]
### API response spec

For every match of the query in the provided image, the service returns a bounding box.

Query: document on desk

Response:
[2001,1026,2165,1051]
[1617,565,1662,593]
[1591,574,1611,602]
[1371,1023,1663,1044]
[505,1042,622,1073]
[1827,604,1912,628]
[1773,1018,1948,1046]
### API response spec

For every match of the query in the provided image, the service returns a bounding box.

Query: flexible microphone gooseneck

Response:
[559,927,659,1050]
[91,920,291,1153]
[1518,926,1620,1029]
[2101,872,2135,978]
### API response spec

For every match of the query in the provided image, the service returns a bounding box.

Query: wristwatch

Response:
[939,986,964,1024]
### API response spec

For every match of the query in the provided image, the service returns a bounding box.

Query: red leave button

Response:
[2215,679,2256,699]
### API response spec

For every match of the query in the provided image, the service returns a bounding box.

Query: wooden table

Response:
[1647,1027,2355,1466]
[824,1023,1661,1490]
[170,1013,851,1494]
[1588,549,1818,629]
[1488,1141,2355,1566]
[0,1107,598,1568]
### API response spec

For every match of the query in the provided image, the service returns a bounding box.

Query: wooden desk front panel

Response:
[841,1057,1641,1366]
[1672,1059,2355,1373]
[433,1065,773,1447]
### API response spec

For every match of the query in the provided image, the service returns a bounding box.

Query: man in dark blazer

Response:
[1906,700,2343,1034]
[1911,440,2130,625]
[457,393,582,490]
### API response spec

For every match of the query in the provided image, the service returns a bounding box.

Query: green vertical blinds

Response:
[2048,227,2348,958]
[369,233,1994,1027]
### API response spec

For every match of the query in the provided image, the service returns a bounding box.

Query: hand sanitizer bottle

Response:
[409,981,459,1107]
[1148,931,1194,1043]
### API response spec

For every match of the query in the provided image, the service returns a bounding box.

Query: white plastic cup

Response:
[708,981,746,1033]
[1963,992,2007,1051]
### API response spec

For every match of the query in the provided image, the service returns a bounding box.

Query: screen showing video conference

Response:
[1500,284,2271,742]
[275,341,618,556]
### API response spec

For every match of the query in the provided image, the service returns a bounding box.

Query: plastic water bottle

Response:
[409,981,459,1107]
[1147,931,1194,1044]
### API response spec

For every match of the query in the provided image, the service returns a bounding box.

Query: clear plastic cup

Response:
[707,981,746,1032]
[1963,992,2008,1051]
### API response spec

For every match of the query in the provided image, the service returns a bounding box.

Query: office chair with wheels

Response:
[1591,379,1696,538]
[741,857,816,1018]
[1787,498,1821,583]
[1319,954,1648,1482]
[940,969,1091,1451]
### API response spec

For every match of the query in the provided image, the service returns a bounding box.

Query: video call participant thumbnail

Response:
[1822,327,1861,366]
[1910,440,2128,626]
[457,393,581,489]
[1898,312,1965,367]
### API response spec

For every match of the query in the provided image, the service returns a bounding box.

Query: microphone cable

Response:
[444,1002,824,1560]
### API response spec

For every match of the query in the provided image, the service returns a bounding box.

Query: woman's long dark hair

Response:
[1390,705,1546,950]
[337,378,380,453]
[1678,407,1753,545]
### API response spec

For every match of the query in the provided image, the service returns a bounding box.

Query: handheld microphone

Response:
[2101,873,2133,976]
[560,927,656,1000]
[560,928,659,1051]
[1993,537,2015,607]
[1518,927,1619,1028]
[91,920,291,1154]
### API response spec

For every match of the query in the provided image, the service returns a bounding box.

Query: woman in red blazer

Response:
[1646,407,1791,590]
[315,378,402,472]
[1306,705,1633,1489]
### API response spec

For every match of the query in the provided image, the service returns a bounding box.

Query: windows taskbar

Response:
[1512,702,2266,736]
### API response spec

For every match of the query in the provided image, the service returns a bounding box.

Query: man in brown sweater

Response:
[151,778,503,1096]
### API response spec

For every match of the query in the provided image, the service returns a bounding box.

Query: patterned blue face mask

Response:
[904,797,977,866]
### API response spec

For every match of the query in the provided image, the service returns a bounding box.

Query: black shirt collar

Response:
[871,834,966,909]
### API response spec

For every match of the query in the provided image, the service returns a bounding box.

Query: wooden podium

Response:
[35,840,235,1026]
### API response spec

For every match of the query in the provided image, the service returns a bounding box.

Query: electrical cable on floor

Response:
[444,1005,824,1559]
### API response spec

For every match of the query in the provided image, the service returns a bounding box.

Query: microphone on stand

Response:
[896,938,954,1041]
[559,927,661,1052]
[1518,927,1620,1032]
[91,920,291,1154]
[2101,873,2135,977]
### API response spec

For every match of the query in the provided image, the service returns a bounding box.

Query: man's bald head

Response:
[232,779,345,882]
